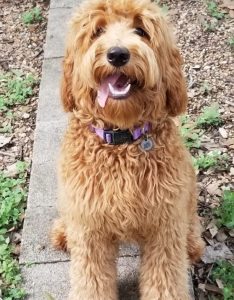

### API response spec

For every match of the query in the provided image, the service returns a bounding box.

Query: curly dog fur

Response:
[51,0,204,299]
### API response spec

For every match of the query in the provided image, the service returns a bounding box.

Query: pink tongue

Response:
[97,74,121,107]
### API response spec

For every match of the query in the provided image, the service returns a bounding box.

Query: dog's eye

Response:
[134,27,148,37]
[93,27,105,38]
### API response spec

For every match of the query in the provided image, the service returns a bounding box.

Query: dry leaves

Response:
[202,243,233,264]
[220,0,234,17]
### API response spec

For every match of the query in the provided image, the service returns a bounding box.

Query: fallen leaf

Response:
[206,182,222,196]
[204,283,223,294]
[206,221,218,238]
[216,230,228,242]
[4,163,19,177]
[201,243,233,263]
[229,229,234,237]
[216,279,224,289]
[219,127,228,138]
[0,135,12,148]
[230,167,234,176]
[230,9,234,17]
[221,0,234,10]
[44,292,56,300]
[198,283,206,292]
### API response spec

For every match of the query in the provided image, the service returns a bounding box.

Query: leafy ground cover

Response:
[0,1,48,298]
[162,0,234,298]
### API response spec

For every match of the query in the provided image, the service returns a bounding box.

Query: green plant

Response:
[203,19,218,32]
[196,103,221,127]
[212,261,234,300]
[154,1,169,15]
[207,1,225,20]
[200,81,212,94]
[22,7,43,24]
[0,72,36,112]
[192,151,228,170]
[228,37,234,48]
[180,116,202,149]
[215,190,234,229]
[0,162,28,299]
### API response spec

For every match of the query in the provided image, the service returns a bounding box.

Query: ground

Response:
[0,0,233,299]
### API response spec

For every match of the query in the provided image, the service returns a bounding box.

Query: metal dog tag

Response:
[139,136,154,151]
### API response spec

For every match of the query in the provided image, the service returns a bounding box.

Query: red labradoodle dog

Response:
[51,0,204,299]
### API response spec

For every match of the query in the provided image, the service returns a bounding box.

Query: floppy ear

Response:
[165,48,188,117]
[61,46,75,112]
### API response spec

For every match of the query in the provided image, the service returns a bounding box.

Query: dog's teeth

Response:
[108,83,131,98]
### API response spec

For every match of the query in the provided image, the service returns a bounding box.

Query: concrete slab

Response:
[37,58,67,123]
[20,201,140,264]
[20,206,69,264]
[21,257,140,300]
[21,261,70,300]
[50,0,80,8]
[26,161,58,209]
[32,120,66,164]
[44,8,72,59]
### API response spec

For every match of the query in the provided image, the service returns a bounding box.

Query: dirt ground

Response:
[0,0,233,299]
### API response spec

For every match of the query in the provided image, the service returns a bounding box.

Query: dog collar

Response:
[91,123,151,145]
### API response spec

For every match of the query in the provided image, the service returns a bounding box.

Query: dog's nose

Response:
[107,47,130,67]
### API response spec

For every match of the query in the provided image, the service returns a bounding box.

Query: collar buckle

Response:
[103,129,133,145]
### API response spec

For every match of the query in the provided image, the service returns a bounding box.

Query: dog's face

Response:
[62,0,187,128]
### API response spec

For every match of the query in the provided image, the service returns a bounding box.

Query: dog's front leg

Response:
[139,225,190,300]
[68,229,118,300]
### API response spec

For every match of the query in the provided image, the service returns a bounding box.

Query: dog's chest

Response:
[61,138,187,232]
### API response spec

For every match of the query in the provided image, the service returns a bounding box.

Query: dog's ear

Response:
[61,45,75,112]
[165,48,188,117]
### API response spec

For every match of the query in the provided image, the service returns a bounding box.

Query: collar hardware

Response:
[91,123,151,145]
[103,129,133,145]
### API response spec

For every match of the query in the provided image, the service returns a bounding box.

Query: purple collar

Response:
[91,123,151,145]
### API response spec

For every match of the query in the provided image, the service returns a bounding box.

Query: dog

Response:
[51,0,204,299]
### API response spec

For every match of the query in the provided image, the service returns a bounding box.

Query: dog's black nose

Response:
[107,47,130,67]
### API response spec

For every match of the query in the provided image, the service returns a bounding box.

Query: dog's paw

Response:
[50,218,68,252]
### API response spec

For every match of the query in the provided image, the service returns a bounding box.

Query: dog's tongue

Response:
[97,74,121,107]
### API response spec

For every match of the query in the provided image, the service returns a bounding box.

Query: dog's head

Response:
[62,0,187,128]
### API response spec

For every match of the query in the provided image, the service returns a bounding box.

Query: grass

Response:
[196,103,222,127]
[192,151,228,171]
[212,261,234,300]
[0,161,28,299]
[22,7,43,25]
[207,1,225,20]
[0,72,36,112]
[215,190,234,229]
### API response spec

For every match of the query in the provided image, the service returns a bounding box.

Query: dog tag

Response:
[139,136,154,151]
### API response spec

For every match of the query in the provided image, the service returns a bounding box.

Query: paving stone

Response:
[44,8,72,59]
[26,161,58,209]
[21,257,140,300]
[50,0,80,8]
[32,120,67,164]
[37,58,67,123]
[21,262,70,300]
[20,206,69,264]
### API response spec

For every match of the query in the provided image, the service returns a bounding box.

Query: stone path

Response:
[19,1,194,299]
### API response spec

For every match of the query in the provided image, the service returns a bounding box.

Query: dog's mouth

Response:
[97,73,134,108]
